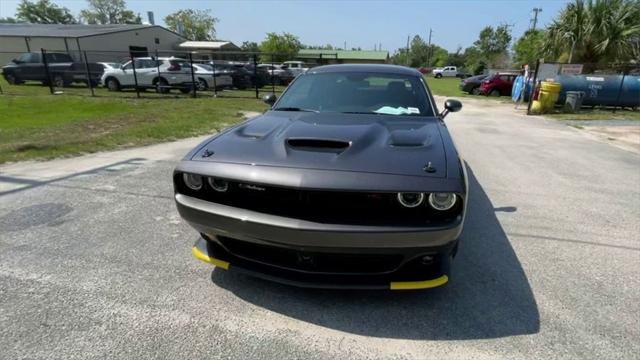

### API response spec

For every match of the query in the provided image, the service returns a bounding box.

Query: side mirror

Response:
[440,99,462,118]
[263,93,277,106]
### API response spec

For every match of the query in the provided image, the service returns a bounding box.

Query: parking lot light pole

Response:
[41,48,54,95]
[130,54,140,98]
[82,51,95,97]
[253,54,259,99]
[188,52,197,98]
[211,52,217,97]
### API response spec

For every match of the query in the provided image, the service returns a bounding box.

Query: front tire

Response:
[105,78,121,91]
[471,87,481,95]
[196,78,208,91]
[489,89,500,97]
[52,74,67,88]
[5,73,22,85]
[435,73,442,79]
[155,78,170,94]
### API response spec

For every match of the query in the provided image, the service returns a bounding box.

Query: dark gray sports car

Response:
[174,64,466,290]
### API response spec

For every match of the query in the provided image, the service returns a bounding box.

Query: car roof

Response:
[307,64,422,77]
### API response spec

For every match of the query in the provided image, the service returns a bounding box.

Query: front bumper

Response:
[177,193,461,289]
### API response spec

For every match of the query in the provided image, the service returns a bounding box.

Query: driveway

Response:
[1,98,638,359]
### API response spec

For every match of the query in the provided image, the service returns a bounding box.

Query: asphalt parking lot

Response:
[1,97,638,359]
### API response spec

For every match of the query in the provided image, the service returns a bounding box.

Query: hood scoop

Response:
[389,129,432,147]
[286,138,351,153]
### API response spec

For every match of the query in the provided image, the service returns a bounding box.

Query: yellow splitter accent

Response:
[193,245,448,289]
[389,275,449,290]
[192,246,230,270]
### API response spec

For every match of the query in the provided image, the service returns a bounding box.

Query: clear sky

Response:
[0,0,570,53]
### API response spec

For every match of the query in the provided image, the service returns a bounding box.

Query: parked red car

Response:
[479,73,518,96]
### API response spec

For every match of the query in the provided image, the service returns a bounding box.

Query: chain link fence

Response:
[0,49,310,99]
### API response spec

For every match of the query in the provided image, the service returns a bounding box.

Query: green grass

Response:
[0,77,268,164]
[544,108,640,121]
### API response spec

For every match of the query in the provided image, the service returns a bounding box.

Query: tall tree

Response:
[79,0,140,24]
[462,46,486,75]
[473,25,512,67]
[241,41,260,53]
[545,0,640,63]
[164,9,218,41]
[16,0,76,24]
[513,29,546,67]
[259,32,302,62]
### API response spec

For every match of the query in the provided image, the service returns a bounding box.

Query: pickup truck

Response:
[2,52,103,87]
[282,61,309,77]
[432,66,462,78]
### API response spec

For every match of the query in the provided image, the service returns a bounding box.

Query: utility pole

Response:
[427,28,433,67]
[530,7,542,30]
[406,35,410,66]
[344,41,347,50]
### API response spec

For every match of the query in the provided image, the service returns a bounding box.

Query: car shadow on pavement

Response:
[211,167,540,340]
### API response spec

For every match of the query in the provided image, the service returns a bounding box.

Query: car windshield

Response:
[275,72,433,116]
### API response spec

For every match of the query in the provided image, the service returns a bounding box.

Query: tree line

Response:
[392,0,639,73]
[2,0,638,70]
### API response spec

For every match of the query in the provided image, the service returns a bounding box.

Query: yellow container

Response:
[530,100,543,114]
[538,81,562,113]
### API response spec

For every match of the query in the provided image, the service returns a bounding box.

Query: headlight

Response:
[182,173,203,191]
[397,192,425,208]
[428,193,457,211]
[208,177,228,192]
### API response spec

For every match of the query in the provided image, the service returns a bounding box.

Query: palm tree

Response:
[545,0,640,64]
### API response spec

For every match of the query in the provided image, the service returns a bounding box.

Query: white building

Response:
[0,24,187,64]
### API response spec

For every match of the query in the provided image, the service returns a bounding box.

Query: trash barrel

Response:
[538,81,562,113]
[564,91,585,112]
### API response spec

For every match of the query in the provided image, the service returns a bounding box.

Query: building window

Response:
[155,38,160,44]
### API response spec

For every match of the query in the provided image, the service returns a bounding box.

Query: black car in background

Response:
[243,64,270,88]
[209,63,270,90]
[209,63,252,89]
[459,74,488,95]
[2,52,102,87]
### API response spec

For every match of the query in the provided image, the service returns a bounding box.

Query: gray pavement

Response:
[1,97,639,359]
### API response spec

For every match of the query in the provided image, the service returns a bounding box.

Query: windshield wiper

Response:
[272,107,319,113]
[340,111,381,115]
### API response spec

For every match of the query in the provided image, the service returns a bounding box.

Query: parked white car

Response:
[432,66,460,78]
[282,61,308,77]
[97,62,120,71]
[192,64,233,91]
[101,57,196,93]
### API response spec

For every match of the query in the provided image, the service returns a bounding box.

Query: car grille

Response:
[217,236,404,274]
[175,175,462,226]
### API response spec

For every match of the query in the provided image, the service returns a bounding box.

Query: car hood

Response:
[192,111,447,178]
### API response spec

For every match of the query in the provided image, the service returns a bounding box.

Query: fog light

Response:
[183,173,203,191]
[428,193,457,211]
[208,177,228,192]
[421,255,435,265]
[397,192,425,208]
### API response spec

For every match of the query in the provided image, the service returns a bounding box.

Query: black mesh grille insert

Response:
[218,236,403,274]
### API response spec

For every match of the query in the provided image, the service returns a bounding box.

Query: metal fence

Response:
[526,60,640,115]
[0,49,307,99]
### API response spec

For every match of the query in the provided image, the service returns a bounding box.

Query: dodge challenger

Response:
[174,64,466,290]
